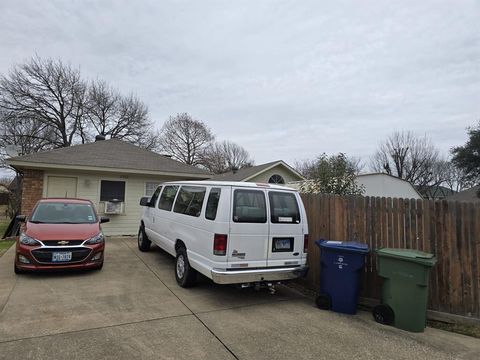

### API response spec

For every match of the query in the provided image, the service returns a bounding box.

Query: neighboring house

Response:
[6,139,210,235]
[417,185,456,200]
[355,173,423,199]
[445,186,480,202]
[211,160,305,184]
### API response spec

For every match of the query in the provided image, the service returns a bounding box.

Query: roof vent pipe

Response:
[95,135,106,141]
[231,166,238,174]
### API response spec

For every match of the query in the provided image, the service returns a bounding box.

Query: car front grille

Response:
[41,240,84,246]
[31,247,92,264]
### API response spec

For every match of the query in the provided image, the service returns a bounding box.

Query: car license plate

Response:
[273,238,293,252]
[52,252,72,262]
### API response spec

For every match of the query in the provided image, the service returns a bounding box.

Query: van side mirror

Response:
[100,216,110,224]
[139,197,150,207]
[16,215,26,222]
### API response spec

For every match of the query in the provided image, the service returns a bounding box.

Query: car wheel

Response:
[373,304,395,325]
[175,247,197,288]
[138,226,151,252]
[315,293,332,310]
[95,261,104,271]
[14,263,25,275]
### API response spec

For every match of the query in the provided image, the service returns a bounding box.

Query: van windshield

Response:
[268,191,300,224]
[30,202,97,224]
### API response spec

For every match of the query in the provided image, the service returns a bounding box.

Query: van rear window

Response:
[233,190,266,223]
[268,191,300,224]
[173,186,206,217]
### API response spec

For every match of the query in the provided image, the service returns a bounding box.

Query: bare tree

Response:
[371,131,440,187]
[159,113,214,166]
[0,56,86,148]
[202,140,254,173]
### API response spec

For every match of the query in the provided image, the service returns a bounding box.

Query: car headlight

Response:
[85,232,104,245]
[19,233,41,246]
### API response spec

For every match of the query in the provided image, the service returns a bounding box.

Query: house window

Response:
[145,182,162,197]
[100,180,126,202]
[268,174,285,184]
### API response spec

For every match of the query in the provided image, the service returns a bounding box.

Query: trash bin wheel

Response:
[373,304,394,325]
[315,293,332,310]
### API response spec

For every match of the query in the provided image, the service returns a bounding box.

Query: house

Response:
[445,186,480,202]
[6,139,210,235]
[355,173,423,199]
[211,160,305,184]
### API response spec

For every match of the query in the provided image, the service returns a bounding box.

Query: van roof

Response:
[159,180,298,191]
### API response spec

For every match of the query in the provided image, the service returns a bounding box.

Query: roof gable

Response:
[6,139,211,177]
[211,160,305,182]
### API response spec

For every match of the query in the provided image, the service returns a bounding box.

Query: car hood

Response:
[25,222,100,241]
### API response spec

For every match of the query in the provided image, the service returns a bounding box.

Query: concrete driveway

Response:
[0,238,478,360]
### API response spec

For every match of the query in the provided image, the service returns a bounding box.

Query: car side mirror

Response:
[100,216,110,224]
[16,215,26,222]
[139,197,150,207]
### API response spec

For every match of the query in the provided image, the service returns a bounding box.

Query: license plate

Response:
[52,252,72,262]
[273,238,293,252]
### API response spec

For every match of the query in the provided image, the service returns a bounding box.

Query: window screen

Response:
[205,188,221,220]
[173,186,206,217]
[233,189,266,223]
[158,185,179,211]
[100,180,125,202]
[268,191,300,224]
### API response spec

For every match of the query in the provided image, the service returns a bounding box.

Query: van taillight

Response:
[213,234,228,256]
[304,234,309,253]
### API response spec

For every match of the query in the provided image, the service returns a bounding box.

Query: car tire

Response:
[95,261,104,271]
[372,304,395,325]
[175,247,197,288]
[14,263,25,275]
[138,226,151,252]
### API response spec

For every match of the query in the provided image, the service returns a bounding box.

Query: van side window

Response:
[149,186,162,207]
[173,186,206,217]
[268,191,300,224]
[205,188,221,220]
[233,190,266,223]
[158,186,179,211]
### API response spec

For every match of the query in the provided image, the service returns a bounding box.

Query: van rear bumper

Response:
[211,265,309,285]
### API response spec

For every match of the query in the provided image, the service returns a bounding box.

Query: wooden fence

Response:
[301,193,480,319]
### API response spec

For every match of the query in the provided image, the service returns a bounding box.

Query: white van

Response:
[138,181,309,288]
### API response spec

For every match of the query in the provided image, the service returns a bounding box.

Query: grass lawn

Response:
[0,220,14,258]
[0,220,9,237]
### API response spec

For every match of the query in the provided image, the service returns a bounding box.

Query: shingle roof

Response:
[6,139,211,176]
[446,186,480,202]
[211,160,303,182]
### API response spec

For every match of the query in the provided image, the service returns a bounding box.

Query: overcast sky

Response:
[0,0,479,168]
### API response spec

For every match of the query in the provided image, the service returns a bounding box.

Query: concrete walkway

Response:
[0,237,478,360]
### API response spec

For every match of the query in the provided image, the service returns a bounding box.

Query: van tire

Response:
[138,226,151,252]
[175,247,197,288]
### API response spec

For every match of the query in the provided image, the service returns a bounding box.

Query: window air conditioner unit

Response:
[104,201,123,214]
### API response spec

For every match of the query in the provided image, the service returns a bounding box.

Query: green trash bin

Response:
[372,248,437,332]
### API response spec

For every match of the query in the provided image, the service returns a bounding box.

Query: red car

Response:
[14,198,109,274]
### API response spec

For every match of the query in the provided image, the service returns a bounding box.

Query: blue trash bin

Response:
[315,240,369,314]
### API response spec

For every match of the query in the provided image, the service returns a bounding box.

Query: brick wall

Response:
[21,169,44,215]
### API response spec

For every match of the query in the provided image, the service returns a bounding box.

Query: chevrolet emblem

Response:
[58,241,69,245]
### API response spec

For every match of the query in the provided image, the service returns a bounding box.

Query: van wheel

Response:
[175,247,197,288]
[138,226,151,252]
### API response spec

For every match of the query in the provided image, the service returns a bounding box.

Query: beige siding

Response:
[42,170,189,236]
[248,165,301,184]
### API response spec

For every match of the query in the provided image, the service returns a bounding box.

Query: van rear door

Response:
[267,190,304,267]
[228,187,268,268]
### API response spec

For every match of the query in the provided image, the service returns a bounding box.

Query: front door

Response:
[46,176,77,198]
[228,187,269,268]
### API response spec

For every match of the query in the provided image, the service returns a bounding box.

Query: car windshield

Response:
[30,202,97,224]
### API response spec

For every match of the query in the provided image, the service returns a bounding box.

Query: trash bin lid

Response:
[376,248,437,266]
[316,240,369,253]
